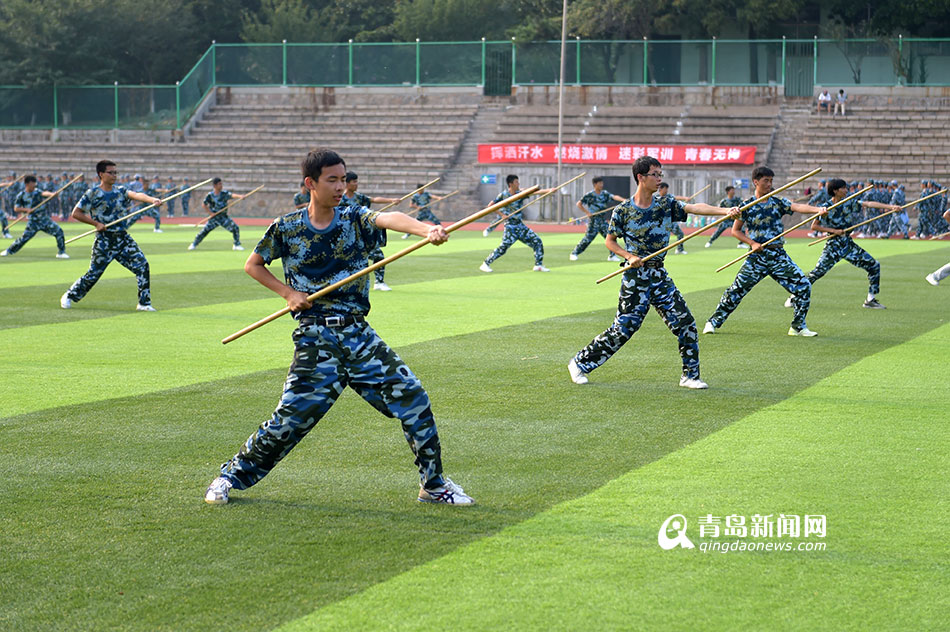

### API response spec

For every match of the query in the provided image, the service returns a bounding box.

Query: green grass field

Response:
[1,222,948,631]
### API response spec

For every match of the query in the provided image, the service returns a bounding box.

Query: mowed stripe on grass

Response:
[277,322,950,632]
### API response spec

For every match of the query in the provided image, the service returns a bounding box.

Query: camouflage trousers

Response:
[571,216,608,256]
[164,197,176,217]
[808,236,880,295]
[670,222,685,252]
[192,213,240,246]
[219,320,445,490]
[485,223,544,266]
[129,206,161,229]
[369,247,386,283]
[709,248,810,330]
[883,211,909,239]
[416,208,441,225]
[66,231,150,305]
[706,220,731,244]
[7,216,65,254]
[574,266,700,380]
[180,199,190,216]
[1,210,8,232]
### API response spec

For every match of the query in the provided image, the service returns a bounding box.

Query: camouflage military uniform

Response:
[6,189,67,255]
[411,191,442,225]
[293,191,309,209]
[129,181,162,229]
[484,190,544,267]
[707,196,812,331]
[573,194,701,380]
[884,185,908,239]
[342,191,386,284]
[179,184,192,216]
[215,206,446,492]
[192,190,241,247]
[64,185,151,306]
[571,188,615,257]
[706,195,742,244]
[808,197,880,295]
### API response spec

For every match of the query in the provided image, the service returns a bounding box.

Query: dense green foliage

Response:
[1,0,948,85]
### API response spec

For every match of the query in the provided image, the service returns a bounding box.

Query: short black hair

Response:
[658,182,670,190]
[592,176,604,185]
[300,181,306,187]
[827,178,847,196]
[212,177,222,185]
[725,185,735,193]
[631,156,661,184]
[752,166,774,181]
[506,174,519,186]
[24,174,37,184]
[303,149,346,182]
[416,183,423,188]
[345,171,358,183]
[96,160,115,175]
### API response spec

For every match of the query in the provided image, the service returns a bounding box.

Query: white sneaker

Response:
[136,304,156,312]
[532,265,550,272]
[479,262,493,273]
[60,293,72,309]
[0,249,8,256]
[568,358,589,384]
[704,241,712,248]
[569,253,579,261]
[702,321,716,334]
[482,229,490,237]
[204,476,233,504]
[401,233,410,239]
[926,273,939,286]
[373,282,392,291]
[607,253,621,262]
[679,376,708,389]
[784,296,793,308]
[788,326,818,337]
[55,252,70,259]
[187,243,196,250]
[418,477,474,505]
[232,244,244,251]
[737,242,749,249]
[2,232,11,239]
[153,228,163,233]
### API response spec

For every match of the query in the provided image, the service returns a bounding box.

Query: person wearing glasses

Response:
[568,156,740,389]
[60,160,163,311]
[703,166,827,338]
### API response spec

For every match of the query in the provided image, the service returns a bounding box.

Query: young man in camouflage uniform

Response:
[567,156,740,389]
[705,185,745,248]
[883,180,909,239]
[340,171,398,291]
[788,178,886,310]
[480,175,555,273]
[569,176,626,261]
[1,175,68,259]
[402,185,444,239]
[60,160,163,311]
[129,175,163,232]
[656,182,688,254]
[293,181,309,210]
[925,209,950,285]
[163,176,177,218]
[179,177,192,217]
[1,172,21,238]
[188,177,246,251]
[703,166,827,337]
[204,148,473,506]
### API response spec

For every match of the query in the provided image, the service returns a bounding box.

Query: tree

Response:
[241,0,334,42]
[390,0,513,42]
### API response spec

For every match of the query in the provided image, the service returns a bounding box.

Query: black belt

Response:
[621,259,664,269]
[762,244,785,251]
[299,315,366,328]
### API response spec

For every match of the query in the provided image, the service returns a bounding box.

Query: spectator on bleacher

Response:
[179,177,192,216]
[817,90,832,115]
[569,176,625,260]
[833,89,848,117]
[163,176,177,218]
[188,177,247,251]
[293,181,309,210]
[340,171,398,291]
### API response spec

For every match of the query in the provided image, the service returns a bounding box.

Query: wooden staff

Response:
[405,190,460,216]
[376,178,440,213]
[684,183,711,202]
[0,174,25,191]
[716,185,872,273]
[595,168,823,285]
[564,203,620,225]
[196,184,265,226]
[221,185,540,344]
[597,167,821,283]
[65,178,213,245]
[7,174,83,229]
[808,188,948,246]
[487,172,586,229]
[930,230,950,240]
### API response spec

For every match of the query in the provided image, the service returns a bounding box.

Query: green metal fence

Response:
[3,37,950,130]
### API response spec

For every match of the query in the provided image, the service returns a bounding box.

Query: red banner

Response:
[478,143,756,165]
